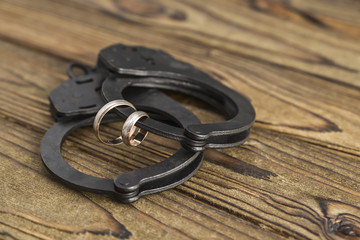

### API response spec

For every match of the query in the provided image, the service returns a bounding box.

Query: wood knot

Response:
[319,199,360,239]
[169,10,186,21]
[116,0,187,21]
[117,0,165,17]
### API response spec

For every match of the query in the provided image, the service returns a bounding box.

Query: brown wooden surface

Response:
[0,0,360,239]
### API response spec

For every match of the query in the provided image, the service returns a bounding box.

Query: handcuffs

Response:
[41,43,255,203]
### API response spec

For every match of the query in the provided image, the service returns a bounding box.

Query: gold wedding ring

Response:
[122,111,149,147]
[93,100,136,146]
[93,100,149,147]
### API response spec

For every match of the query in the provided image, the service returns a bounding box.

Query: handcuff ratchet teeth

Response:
[41,43,255,203]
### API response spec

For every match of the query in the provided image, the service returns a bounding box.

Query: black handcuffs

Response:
[41,43,255,203]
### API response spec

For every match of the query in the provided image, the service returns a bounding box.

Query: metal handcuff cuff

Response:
[41,43,256,203]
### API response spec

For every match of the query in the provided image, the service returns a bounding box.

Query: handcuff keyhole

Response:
[79,104,97,109]
[75,78,93,84]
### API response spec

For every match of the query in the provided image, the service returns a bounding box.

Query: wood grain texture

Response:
[0,0,359,239]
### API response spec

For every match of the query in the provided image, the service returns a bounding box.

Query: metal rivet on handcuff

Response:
[41,43,255,203]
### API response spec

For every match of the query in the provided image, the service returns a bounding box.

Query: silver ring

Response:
[122,111,149,147]
[93,100,136,146]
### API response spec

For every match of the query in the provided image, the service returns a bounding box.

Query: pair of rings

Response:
[93,100,149,147]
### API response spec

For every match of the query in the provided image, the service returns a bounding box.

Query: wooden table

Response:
[1,0,359,239]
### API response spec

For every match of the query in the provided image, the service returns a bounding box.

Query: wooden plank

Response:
[1,0,359,87]
[0,0,359,155]
[0,0,359,239]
